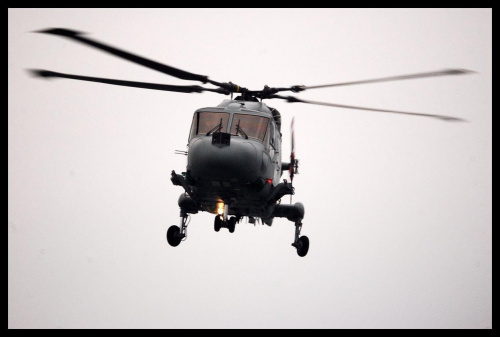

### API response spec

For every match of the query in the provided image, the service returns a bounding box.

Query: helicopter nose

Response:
[187,136,259,183]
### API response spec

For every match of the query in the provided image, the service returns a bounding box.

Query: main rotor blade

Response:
[299,69,474,90]
[273,95,466,122]
[36,28,219,85]
[29,69,229,94]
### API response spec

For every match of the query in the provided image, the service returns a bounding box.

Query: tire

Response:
[296,236,309,257]
[228,217,236,233]
[166,225,182,247]
[214,216,222,232]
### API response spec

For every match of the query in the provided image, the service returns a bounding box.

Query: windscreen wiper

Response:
[235,119,248,139]
[206,118,224,136]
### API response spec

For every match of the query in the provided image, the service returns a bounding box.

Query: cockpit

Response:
[189,111,270,144]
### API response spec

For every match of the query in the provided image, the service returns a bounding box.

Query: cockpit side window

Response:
[189,111,230,140]
[230,114,269,142]
[269,122,276,148]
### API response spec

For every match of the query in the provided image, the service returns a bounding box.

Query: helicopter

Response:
[29,28,472,257]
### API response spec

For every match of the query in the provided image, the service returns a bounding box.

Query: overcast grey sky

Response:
[8,9,491,329]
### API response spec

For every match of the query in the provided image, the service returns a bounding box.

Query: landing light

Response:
[217,202,225,215]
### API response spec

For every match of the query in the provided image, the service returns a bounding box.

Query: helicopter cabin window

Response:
[268,122,276,157]
[230,114,269,143]
[269,122,276,148]
[190,111,230,139]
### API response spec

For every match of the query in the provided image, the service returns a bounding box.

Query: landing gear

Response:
[271,202,308,257]
[291,221,309,257]
[214,215,222,232]
[228,217,236,233]
[294,235,309,257]
[213,215,236,233]
[166,225,182,247]
[167,210,189,247]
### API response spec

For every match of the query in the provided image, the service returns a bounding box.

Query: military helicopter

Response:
[29,28,472,257]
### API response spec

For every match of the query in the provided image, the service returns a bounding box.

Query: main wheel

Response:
[166,225,182,247]
[296,236,309,257]
[214,215,222,232]
[228,217,236,233]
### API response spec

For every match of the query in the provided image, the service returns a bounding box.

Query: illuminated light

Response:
[266,178,273,184]
[217,202,225,215]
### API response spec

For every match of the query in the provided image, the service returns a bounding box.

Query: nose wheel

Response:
[228,217,236,233]
[214,215,236,233]
[214,215,222,232]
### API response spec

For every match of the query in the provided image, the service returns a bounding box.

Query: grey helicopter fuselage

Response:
[184,99,284,219]
[170,97,304,249]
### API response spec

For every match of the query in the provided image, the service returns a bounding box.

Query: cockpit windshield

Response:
[189,111,269,143]
[190,111,230,139]
[230,114,269,142]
